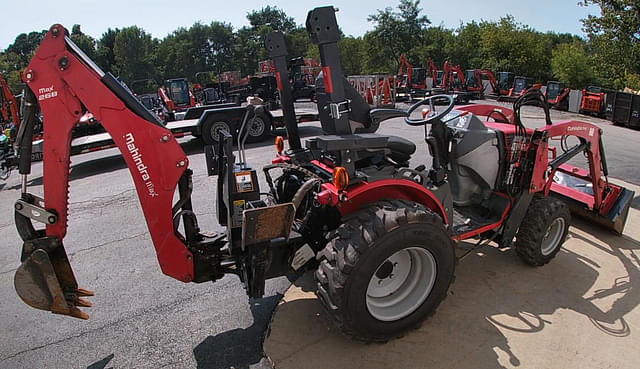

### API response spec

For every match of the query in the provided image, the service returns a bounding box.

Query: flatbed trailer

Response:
[30,105,319,160]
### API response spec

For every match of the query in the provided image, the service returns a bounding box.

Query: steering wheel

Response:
[404,94,455,126]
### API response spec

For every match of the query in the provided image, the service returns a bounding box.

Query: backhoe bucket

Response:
[14,242,93,319]
[550,170,634,235]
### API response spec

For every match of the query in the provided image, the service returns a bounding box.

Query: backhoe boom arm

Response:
[17,25,195,297]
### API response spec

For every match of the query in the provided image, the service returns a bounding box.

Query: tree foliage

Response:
[365,0,431,72]
[580,0,640,89]
[0,1,636,92]
[551,40,594,89]
[112,26,157,83]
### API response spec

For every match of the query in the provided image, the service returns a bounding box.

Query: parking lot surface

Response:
[1,100,639,368]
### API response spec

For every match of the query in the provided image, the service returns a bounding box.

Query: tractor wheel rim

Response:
[248,117,265,137]
[210,121,230,142]
[541,217,565,256]
[366,247,437,322]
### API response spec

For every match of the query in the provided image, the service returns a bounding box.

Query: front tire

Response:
[315,199,455,342]
[515,196,570,266]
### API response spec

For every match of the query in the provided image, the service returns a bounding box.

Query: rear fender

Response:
[337,179,448,224]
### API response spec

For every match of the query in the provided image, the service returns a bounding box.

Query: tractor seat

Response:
[315,72,416,163]
[385,136,416,163]
[367,108,415,162]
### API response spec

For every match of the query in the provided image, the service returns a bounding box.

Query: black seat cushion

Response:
[387,136,416,163]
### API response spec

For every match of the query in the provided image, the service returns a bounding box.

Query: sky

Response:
[0,0,600,50]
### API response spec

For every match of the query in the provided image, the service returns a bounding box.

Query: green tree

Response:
[6,30,46,66]
[0,52,24,92]
[246,6,296,33]
[551,40,594,89]
[445,22,482,70]
[478,16,555,82]
[365,0,431,73]
[69,25,96,61]
[96,28,120,73]
[234,6,311,75]
[157,22,235,80]
[339,36,365,75]
[580,0,640,89]
[112,26,157,83]
[419,26,455,68]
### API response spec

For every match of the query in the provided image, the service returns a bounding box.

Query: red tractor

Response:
[158,77,196,121]
[12,7,634,343]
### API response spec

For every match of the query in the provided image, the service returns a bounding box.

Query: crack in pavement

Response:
[68,232,148,258]
[68,189,135,206]
[0,233,148,277]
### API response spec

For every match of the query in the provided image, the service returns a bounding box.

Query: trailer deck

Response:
[30,107,319,161]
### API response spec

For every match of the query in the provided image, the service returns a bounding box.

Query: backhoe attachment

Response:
[12,25,196,319]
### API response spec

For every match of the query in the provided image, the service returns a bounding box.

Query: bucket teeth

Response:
[76,288,94,297]
[75,297,92,308]
[68,307,90,320]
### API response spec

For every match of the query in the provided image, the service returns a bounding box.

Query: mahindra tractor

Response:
[12,7,634,342]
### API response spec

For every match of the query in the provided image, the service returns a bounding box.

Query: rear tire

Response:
[315,199,455,342]
[515,196,570,266]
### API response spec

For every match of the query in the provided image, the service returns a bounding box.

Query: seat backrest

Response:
[315,72,372,134]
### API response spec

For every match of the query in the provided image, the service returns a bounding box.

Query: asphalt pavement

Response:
[1,99,639,368]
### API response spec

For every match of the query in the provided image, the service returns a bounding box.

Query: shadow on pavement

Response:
[193,294,281,369]
[86,353,114,369]
[266,217,640,369]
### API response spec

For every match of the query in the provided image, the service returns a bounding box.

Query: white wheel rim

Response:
[366,247,437,322]
[248,117,266,137]
[541,217,565,256]
[210,121,230,142]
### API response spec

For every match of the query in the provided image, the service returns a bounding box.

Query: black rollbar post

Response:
[264,31,301,151]
[306,7,351,135]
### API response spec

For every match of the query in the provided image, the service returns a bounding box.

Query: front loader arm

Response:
[15,25,195,319]
[530,121,604,205]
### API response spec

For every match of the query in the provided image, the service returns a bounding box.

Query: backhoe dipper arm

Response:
[15,25,195,318]
[30,25,193,279]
